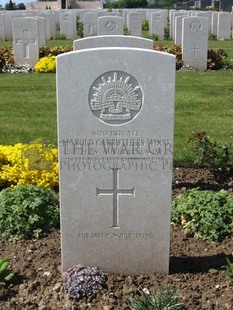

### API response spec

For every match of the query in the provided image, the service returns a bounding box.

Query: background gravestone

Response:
[217,12,231,40]
[0,14,5,41]
[73,35,154,50]
[174,15,185,45]
[182,17,208,70]
[57,47,175,275]
[59,12,76,39]
[83,12,98,37]
[150,11,166,40]
[12,17,39,66]
[127,12,142,37]
[97,16,124,36]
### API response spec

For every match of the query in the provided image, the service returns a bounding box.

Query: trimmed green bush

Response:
[172,188,233,242]
[0,185,60,241]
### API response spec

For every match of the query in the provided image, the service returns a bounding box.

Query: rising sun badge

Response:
[89,71,143,125]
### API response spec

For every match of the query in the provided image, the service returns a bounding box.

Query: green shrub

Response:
[77,17,84,38]
[164,26,170,40]
[207,49,228,70]
[172,188,233,242]
[142,19,149,31]
[0,185,60,241]
[154,44,183,70]
[0,54,6,72]
[222,58,233,70]
[154,45,231,71]
[189,131,233,171]
[127,287,181,310]
[208,33,217,40]
[0,258,14,283]
[0,46,14,71]
[124,26,130,35]
[39,45,73,58]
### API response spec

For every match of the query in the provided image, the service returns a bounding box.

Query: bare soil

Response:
[0,168,233,310]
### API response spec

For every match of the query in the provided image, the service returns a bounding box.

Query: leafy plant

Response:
[0,185,60,241]
[172,188,233,242]
[189,131,233,171]
[124,26,130,35]
[0,46,14,72]
[0,53,6,72]
[153,45,232,71]
[164,26,170,40]
[127,287,182,310]
[154,44,183,70]
[0,258,14,283]
[39,45,73,58]
[142,19,149,31]
[63,264,106,300]
[77,17,84,38]
[221,254,233,283]
[222,57,233,70]
[208,33,217,40]
[207,49,228,70]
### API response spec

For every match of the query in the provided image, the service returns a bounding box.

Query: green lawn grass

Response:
[0,73,57,145]
[1,37,233,164]
[1,70,233,165]
[174,70,233,163]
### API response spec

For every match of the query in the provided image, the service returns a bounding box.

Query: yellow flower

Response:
[34,56,56,73]
[0,142,59,189]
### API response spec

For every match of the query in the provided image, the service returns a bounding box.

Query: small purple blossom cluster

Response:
[63,264,106,299]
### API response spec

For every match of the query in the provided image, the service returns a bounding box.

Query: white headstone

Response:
[196,11,212,32]
[38,12,56,40]
[211,12,218,36]
[12,17,39,67]
[5,12,13,41]
[73,35,153,50]
[0,14,5,41]
[169,11,176,39]
[57,47,175,275]
[174,15,185,45]
[97,16,124,35]
[59,12,77,39]
[182,17,208,70]
[171,12,186,39]
[150,11,166,40]
[217,12,231,40]
[127,12,142,37]
[35,16,46,47]
[49,12,56,40]
[136,9,147,21]
[83,12,98,37]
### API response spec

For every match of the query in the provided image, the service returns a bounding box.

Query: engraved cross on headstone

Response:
[96,168,135,228]
[87,24,95,35]
[15,30,35,58]
[191,42,200,58]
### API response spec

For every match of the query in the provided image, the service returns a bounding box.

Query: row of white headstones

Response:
[1,9,233,40]
[7,11,226,70]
